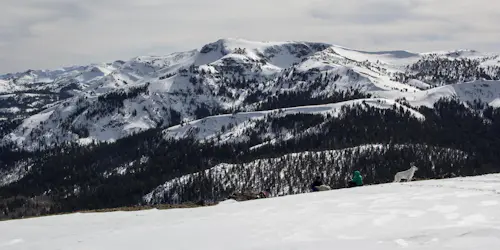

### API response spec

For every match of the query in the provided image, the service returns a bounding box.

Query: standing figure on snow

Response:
[348,170,363,187]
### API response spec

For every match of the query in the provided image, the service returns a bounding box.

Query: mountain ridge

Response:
[1,38,500,150]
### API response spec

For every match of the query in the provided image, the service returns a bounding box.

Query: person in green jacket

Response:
[348,170,363,187]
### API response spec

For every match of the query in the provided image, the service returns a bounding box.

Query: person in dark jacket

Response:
[311,176,324,192]
[348,171,363,188]
[258,188,271,198]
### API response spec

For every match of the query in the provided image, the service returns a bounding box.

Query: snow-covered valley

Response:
[1,174,500,250]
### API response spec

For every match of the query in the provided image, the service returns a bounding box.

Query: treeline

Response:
[243,98,500,169]
[146,144,472,204]
[90,83,150,117]
[253,88,371,111]
[392,56,500,86]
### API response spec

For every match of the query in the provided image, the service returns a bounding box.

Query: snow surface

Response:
[399,80,500,108]
[407,79,431,90]
[2,174,500,249]
[332,46,422,67]
[0,79,12,93]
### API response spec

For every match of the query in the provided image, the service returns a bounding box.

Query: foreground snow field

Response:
[1,174,500,249]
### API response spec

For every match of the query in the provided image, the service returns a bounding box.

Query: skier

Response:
[348,170,363,188]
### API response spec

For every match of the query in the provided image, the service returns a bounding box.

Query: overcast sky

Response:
[1,0,499,73]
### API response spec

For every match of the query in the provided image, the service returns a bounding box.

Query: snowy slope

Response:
[0,80,11,93]
[2,38,500,150]
[401,80,500,108]
[0,161,32,187]
[2,174,500,249]
[163,98,424,144]
[0,65,117,94]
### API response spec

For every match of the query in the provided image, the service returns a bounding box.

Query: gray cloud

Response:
[1,0,499,73]
[309,0,421,24]
[0,1,88,39]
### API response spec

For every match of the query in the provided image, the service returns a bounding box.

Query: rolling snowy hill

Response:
[396,80,500,108]
[1,38,500,150]
[1,174,500,249]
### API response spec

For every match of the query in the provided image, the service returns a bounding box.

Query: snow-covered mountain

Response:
[1,38,500,150]
[2,174,500,249]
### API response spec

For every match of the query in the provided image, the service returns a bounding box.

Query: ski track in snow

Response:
[1,174,499,249]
